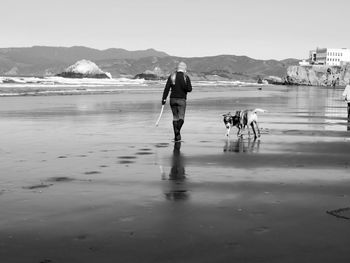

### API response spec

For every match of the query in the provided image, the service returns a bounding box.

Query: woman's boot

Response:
[173,121,179,141]
[176,119,184,141]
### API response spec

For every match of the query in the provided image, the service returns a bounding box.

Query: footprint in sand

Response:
[118,156,137,164]
[84,171,101,175]
[135,147,154,155]
[136,151,153,155]
[23,183,53,190]
[251,226,271,234]
[47,177,75,182]
[119,216,136,222]
[155,143,170,148]
[74,234,91,241]
[119,160,134,164]
[249,211,266,217]
[225,241,241,249]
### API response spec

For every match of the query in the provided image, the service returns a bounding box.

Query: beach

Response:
[1,83,350,263]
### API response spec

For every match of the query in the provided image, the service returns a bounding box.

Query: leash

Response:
[155,105,165,127]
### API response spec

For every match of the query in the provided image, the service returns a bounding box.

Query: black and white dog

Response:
[223,108,266,138]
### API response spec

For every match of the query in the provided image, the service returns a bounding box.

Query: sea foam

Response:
[0,76,265,96]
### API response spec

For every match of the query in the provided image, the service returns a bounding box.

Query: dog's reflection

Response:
[163,142,189,201]
[223,137,260,153]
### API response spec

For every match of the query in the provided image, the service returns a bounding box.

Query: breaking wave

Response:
[0,76,265,96]
[0,76,146,87]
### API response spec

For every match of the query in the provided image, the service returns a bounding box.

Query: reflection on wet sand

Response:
[223,137,260,153]
[163,142,189,201]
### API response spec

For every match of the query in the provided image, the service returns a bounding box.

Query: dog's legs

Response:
[250,122,257,139]
[250,137,256,152]
[247,124,251,138]
[237,126,242,137]
[254,120,261,137]
[224,140,229,152]
[226,126,231,137]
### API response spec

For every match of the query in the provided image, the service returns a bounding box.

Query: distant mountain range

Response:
[0,46,299,80]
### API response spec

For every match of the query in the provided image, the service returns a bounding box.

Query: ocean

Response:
[0,76,263,96]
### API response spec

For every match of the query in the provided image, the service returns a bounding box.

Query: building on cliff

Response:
[309,48,350,66]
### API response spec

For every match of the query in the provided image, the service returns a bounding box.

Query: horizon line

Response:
[0,45,302,61]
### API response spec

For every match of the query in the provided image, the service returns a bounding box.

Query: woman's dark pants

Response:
[170,98,186,141]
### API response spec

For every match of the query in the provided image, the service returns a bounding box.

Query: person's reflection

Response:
[223,137,260,153]
[163,142,189,201]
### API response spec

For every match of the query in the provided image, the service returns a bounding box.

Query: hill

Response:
[0,46,299,80]
[0,46,169,76]
[98,55,299,81]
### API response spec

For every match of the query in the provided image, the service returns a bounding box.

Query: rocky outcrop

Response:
[285,65,350,86]
[57,59,112,79]
[134,66,166,80]
[134,73,166,80]
[263,75,284,85]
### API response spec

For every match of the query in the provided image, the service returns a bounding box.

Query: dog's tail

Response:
[253,108,267,114]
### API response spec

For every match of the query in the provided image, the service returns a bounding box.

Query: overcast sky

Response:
[1,0,349,60]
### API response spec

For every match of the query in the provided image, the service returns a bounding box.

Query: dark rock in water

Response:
[134,66,167,80]
[134,73,165,80]
[2,78,17,83]
[56,59,112,79]
[57,72,110,79]
[263,76,285,85]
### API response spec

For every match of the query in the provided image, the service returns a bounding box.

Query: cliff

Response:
[285,65,350,86]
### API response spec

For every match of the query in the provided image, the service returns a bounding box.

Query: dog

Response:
[223,108,266,138]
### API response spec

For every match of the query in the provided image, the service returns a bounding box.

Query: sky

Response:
[1,0,350,60]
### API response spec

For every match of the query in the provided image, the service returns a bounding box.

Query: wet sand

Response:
[0,85,350,263]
